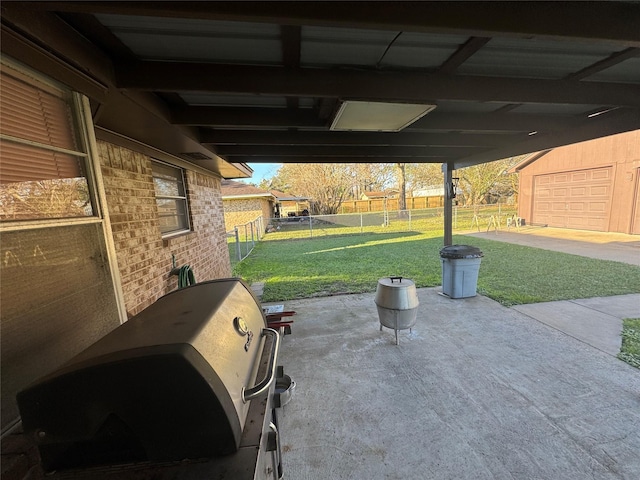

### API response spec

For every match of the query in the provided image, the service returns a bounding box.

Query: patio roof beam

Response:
[0,8,112,100]
[566,47,640,81]
[281,25,301,110]
[468,48,640,120]
[173,107,327,128]
[453,107,640,169]
[179,108,587,133]
[29,2,640,47]
[201,130,516,148]
[225,156,450,164]
[0,24,109,101]
[216,145,484,157]
[409,112,585,132]
[116,62,640,107]
[438,37,491,74]
[55,11,137,61]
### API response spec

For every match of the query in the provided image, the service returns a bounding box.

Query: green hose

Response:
[178,264,196,289]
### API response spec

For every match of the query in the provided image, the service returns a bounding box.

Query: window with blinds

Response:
[152,160,191,235]
[0,63,93,220]
[0,61,121,434]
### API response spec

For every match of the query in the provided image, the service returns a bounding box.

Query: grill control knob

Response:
[234,316,249,335]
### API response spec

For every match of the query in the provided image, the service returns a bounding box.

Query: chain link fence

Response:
[262,204,519,240]
[227,216,265,265]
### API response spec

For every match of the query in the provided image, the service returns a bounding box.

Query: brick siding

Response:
[97,141,232,318]
[222,198,273,232]
[0,144,234,480]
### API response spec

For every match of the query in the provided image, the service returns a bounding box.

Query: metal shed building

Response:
[513,130,640,234]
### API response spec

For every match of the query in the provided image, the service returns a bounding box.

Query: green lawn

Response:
[232,230,640,305]
[618,318,640,369]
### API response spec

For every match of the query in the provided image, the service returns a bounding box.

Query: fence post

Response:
[360,213,363,234]
[408,210,412,231]
[244,224,249,258]
[250,221,255,248]
[235,227,241,261]
[309,215,313,238]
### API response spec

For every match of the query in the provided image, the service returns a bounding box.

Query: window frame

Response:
[0,58,102,229]
[151,159,192,237]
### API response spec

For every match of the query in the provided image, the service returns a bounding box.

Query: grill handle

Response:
[242,328,281,403]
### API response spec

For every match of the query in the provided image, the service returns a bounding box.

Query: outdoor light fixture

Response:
[449,177,460,199]
[330,101,436,132]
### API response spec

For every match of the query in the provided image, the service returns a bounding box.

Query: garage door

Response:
[532,167,613,231]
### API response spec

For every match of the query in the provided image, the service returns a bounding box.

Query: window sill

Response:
[162,230,195,246]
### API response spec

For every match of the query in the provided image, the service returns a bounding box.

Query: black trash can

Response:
[440,245,483,298]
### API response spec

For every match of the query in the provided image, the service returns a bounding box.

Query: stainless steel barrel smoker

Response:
[374,276,419,345]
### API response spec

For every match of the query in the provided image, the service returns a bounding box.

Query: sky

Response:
[247,163,281,184]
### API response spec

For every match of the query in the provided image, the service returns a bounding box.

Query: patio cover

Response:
[2,1,639,243]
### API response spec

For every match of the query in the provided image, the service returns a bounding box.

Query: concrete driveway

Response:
[274,289,640,480]
[465,226,640,266]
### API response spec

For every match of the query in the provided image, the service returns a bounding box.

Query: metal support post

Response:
[443,162,453,246]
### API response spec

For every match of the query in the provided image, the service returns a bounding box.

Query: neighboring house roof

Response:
[362,190,398,199]
[221,180,275,200]
[413,186,446,197]
[270,190,309,201]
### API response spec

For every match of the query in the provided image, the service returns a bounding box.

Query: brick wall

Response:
[222,197,273,232]
[97,141,232,318]
[0,143,235,480]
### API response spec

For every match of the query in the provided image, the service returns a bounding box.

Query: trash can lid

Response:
[439,244,483,259]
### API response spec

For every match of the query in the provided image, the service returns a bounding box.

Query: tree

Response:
[396,163,407,210]
[456,156,523,206]
[0,178,91,220]
[350,163,395,198]
[269,163,353,214]
[404,163,443,194]
[257,175,288,192]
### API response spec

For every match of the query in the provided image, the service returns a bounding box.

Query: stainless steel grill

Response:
[16,278,285,479]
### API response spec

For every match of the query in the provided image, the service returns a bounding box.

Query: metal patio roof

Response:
[2,1,639,176]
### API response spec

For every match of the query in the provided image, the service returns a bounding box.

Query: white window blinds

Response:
[0,66,83,183]
[0,63,93,220]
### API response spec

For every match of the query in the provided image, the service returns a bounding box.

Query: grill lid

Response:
[16,278,272,471]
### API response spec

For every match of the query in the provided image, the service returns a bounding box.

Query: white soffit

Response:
[330,101,437,132]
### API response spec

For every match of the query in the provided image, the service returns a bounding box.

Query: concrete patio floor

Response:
[274,289,640,480]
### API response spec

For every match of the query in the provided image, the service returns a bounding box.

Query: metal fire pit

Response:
[374,276,419,345]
